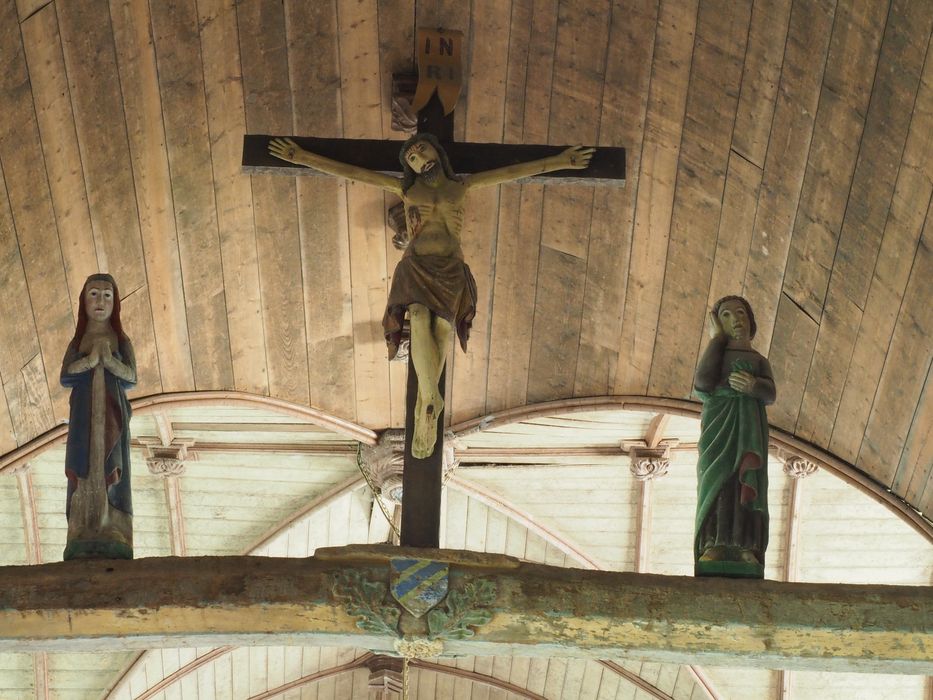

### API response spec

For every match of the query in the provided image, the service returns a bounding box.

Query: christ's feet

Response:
[412,390,444,458]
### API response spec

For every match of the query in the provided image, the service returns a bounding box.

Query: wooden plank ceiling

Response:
[0,0,930,529]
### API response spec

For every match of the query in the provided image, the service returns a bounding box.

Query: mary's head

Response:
[74,273,127,343]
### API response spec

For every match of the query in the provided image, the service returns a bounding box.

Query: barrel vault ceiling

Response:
[0,0,931,697]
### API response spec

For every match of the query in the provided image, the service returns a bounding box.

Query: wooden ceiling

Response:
[0,0,930,552]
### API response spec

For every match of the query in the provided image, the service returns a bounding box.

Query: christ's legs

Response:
[409,304,452,457]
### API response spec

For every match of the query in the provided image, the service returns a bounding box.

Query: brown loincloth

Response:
[383,252,478,360]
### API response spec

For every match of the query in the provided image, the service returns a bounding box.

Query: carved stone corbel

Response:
[139,439,196,477]
[782,453,819,479]
[621,440,676,481]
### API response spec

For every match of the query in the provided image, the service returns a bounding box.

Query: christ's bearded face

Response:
[405,140,441,183]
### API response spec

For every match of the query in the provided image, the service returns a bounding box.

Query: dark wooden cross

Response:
[242,78,624,552]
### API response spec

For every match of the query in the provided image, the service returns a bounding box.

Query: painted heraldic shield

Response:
[390,558,449,618]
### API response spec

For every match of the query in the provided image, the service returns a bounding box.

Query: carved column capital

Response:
[140,439,196,478]
[782,454,819,479]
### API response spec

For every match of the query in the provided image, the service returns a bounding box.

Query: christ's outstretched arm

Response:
[463,145,594,189]
[269,137,404,195]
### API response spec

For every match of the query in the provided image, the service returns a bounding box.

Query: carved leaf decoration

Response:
[426,579,497,640]
[332,570,400,637]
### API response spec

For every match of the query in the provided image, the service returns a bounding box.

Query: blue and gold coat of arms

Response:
[390,558,449,618]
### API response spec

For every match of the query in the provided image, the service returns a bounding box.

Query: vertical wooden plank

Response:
[485,0,556,413]
[414,1,470,141]
[4,354,54,448]
[108,0,195,394]
[899,364,932,511]
[526,247,587,403]
[796,0,933,446]
[450,0,511,423]
[376,0,414,140]
[150,0,234,390]
[485,182,543,412]
[118,287,162,396]
[648,0,752,397]
[705,152,762,311]
[542,658,567,698]
[614,0,697,395]
[377,0,415,429]
[20,6,99,307]
[782,0,889,320]
[214,651,233,700]
[830,41,933,462]
[767,294,819,433]
[560,659,586,699]
[697,150,763,376]
[539,0,609,258]
[741,0,837,352]
[0,162,41,393]
[337,0,389,427]
[0,0,75,421]
[596,666,620,699]
[732,0,793,167]
[238,0,310,406]
[857,208,932,485]
[526,0,611,404]
[524,658,548,695]
[287,0,355,420]
[0,388,17,454]
[574,0,658,397]
[57,0,161,396]
[53,1,144,290]
[198,0,268,396]
[13,0,43,20]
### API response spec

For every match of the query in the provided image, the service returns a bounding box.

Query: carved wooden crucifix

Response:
[242,29,625,549]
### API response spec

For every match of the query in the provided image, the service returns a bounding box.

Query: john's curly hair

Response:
[398,132,458,193]
[712,295,757,338]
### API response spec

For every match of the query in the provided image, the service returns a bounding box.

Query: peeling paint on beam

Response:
[0,547,929,674]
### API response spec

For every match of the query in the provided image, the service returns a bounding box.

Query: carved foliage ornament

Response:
[627,446,671,481]
[783,455,819,479]
[331,563,497,655]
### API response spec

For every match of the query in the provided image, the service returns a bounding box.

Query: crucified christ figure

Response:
[269,133,594,457]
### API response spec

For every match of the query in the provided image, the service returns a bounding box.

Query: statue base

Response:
[64,540,133,561]
[695,559,764,579]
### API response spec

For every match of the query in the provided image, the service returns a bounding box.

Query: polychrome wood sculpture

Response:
[269,134,593,458]
[61,273,137,560]
[694,295,775,578]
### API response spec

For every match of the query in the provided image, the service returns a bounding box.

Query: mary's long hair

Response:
[71,273,129,346]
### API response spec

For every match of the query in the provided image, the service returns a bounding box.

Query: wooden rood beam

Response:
[1,547,930,674]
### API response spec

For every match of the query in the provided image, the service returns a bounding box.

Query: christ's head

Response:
[399,133,456,191]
